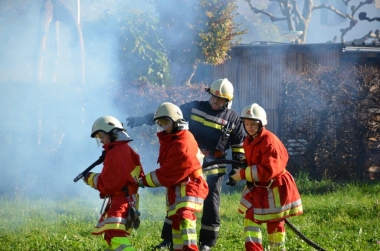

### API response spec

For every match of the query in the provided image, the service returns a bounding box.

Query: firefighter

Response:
[127,79,245,251]
[230,103,303,251]
[83,116,145,251]
[138,102,209,251]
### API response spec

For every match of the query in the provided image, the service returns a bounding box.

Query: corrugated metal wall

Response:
[207,43,344,134]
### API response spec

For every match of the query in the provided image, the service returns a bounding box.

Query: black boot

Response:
[154,240,173,250]
[200,245,212,251]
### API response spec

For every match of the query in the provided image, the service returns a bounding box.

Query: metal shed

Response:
[199,42,380,134]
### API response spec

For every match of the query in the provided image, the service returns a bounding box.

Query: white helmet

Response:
[91,116,125,138]
[154,102,183,122]
[208,78,234,101]
[240,103,267,126]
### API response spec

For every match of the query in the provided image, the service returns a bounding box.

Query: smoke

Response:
[0,1,158,200]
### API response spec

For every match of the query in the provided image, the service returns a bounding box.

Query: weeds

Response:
[0,182,379,250]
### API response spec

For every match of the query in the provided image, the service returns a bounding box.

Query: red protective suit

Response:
[237,127,303,220]
[236,127,303,251]
[85,140,144,248]
[141,129,209,251]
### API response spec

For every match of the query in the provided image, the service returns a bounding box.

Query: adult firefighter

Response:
[230,103,303,251]
[138,102,209,251]
[127,78,245,251]
[83,116,145,251]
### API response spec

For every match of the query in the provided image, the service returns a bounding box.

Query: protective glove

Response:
[226,169,237,186]
[83,172,92,185]
[125,206,141,230]
[138,178,145,188]
[126,117,141,128]
[230,169,243,182]
[238,162,247,169]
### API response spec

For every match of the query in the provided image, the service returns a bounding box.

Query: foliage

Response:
[117,8,170,86]
[151,0,246,85]
[279,65,380,180]
[197,0,245,65]
[0,182,379,250]
[153,0,244,65]
[82,7,170,86]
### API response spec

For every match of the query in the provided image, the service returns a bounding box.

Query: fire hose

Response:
[73,150,106,182]
[204,159,326,251]
[72,153,326,250]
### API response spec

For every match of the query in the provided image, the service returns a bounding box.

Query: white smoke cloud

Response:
[0,1,158,199]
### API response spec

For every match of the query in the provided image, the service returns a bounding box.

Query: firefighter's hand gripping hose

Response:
[203,159,327,251]
[73,150,106,182]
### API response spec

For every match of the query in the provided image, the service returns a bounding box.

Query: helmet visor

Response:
[155,118,173,132]
[94,131,106,147]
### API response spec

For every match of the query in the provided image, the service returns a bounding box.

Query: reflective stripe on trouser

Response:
[199,174,222,247]
[172,218,198,251]
[244,219,286,251]
[104,236,135,251]
[267,220,286,251]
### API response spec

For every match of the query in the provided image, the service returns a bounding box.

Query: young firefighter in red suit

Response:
[230,103,303,251]
[138,102,209,251]
[83,116,145,251]
[127,79,245,251]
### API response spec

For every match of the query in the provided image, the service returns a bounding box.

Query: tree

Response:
[151,0,245,85]
[244,0,375,44]
[82,7,170,86]
[235,1,284,43]
[36,0,85,84]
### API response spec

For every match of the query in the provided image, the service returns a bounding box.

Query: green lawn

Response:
[0,181,379,251]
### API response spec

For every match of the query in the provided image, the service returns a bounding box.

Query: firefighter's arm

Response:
[229,168,246,182]
[126,113,155,128]
[229,158,248,182]
[226,148,245,186]
[138,178,145,188]
[83,172,100,190]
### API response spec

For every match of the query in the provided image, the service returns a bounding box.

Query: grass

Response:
[0,180,379,251]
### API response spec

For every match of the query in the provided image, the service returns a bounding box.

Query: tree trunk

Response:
[35,0,85,84]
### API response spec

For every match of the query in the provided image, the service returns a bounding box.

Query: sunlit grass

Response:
[0,181,379,250]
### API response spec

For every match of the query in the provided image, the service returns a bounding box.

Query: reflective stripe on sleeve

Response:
[245,165,258,182]
[231,146,245,154]
[145,171,162,187]
[88,173,99,189]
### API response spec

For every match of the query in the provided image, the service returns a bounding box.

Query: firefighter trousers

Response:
[244,218,286,251]
[160,174,223,247]
[104,231,135,251]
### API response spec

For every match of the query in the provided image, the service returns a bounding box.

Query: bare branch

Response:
[359,12,380,22]
[350,0,374,16]
[289,0,303,28]
[340,20,358,43]
[347,30,373,45]
[314,3,351,19]
[245,1,287,22]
